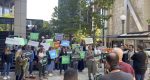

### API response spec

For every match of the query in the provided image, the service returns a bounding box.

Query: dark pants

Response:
[135,73,145,80]
[78,59,85,71]
[60,64,68,74]
[16,68,24,80]
[29,61,33,75]
[38,63,46,77]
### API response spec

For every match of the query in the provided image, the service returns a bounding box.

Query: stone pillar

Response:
[14,0,27,38]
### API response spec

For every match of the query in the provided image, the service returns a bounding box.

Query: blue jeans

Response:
[135,73,145,80]
[47,61,55,72]
[29,61,33,74]
[3,62,11,76]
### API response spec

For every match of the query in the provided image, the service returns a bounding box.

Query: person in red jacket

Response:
[113,48,135,80]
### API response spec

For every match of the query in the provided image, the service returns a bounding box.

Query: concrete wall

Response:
[108,0,150,35]
[14,0,27,38]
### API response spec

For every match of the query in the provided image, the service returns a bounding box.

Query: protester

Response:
[99,52,133,80]
[113,48,135,77]
[59,47,68,74]
[37,47,47,80]
[29,46,35,76]
[86,45,97,80]
[47,47,55,77]
[78,40,85,72]
[15,48,24,80]
[128,45,135,66]
[64,68,78,80]
[131,45,148,80]
[22,53,29,79]
[2,46,13,79]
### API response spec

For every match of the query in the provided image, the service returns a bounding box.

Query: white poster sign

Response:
[40,43,50,51]
[45,39,53,43]
[5,38,19,45]
[84,38,93,44]
[28,40,39,47]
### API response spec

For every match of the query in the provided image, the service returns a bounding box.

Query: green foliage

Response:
[50,0,114,40]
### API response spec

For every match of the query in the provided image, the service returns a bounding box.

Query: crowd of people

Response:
[1,36,149,80]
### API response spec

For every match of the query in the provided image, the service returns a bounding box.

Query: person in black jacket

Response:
[59,47,68,74]
[2,46,13,80]
[131,45,148,80]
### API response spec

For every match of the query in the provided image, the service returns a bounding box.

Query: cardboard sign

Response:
[55,33,64,40]
[80,51,85,59]
[61,40,70,47]
[62,55,70,64]
[30,33,39,40]
[72,44,80,49]
[28,40,39,47]
[40,43,50,51]
[49,50,57,59]
[5,38,19,45]
[84,38,93,44]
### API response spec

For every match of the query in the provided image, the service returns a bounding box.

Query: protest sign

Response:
[14,37,26,46]
[72,44,80,49]
[55,33,64,40]
[28,40,39,47]
[40,43,50,51]
[61,40,70,47]
[79,51,85,59]
[5,38,19,45]
[30,33,39,40]
[45,39,54,46]
[62,56,70,64]
[49,50,57,59]
[84,38,93,44]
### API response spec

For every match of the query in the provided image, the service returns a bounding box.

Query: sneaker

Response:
[7,76,10,79]
[48,73,53,76]
[3,76,7,80]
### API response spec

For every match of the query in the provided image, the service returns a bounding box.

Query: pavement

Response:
[0,63,149,80]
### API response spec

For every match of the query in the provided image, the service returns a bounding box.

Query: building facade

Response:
[108,0,150,35]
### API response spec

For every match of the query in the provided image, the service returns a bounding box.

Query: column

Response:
[14,0,27,38]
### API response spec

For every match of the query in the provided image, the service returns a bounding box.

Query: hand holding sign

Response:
[61,55,70,64]
[61,40,70,47]
[80,51,85,59]
[49,50,57,59]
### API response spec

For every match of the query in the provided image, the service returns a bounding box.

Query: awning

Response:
[117,31,150,40]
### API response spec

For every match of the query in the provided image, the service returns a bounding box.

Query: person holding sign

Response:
[59,47,69,75]
[86,45,100,80]
[37,47,47,80]
[46,47,56,77]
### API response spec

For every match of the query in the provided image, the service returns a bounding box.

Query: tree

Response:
[50,0,114,43]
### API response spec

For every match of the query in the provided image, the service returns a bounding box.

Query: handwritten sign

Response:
[5,38,19,45]
[40,43,50,51]
[84,38,93,44]
[55,33,64,40]
[72,44,80,49]
[28,40,39,47]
